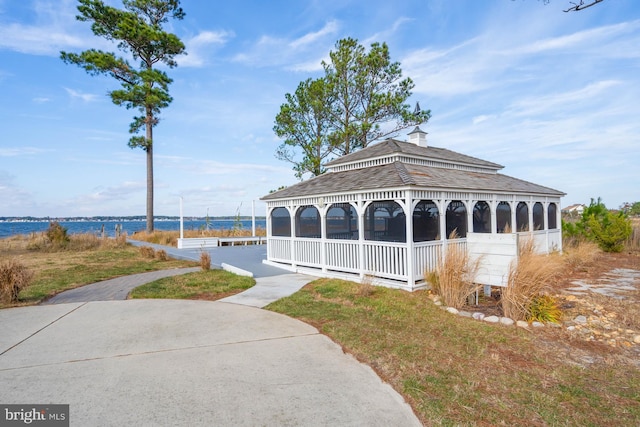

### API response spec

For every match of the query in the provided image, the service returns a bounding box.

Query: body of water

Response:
[0,219,266,239]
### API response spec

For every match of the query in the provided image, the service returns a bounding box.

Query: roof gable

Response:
[325,139,503,172]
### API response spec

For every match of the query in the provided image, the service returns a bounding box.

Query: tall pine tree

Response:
[61,0,186,232]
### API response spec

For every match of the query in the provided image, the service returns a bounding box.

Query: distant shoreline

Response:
[0,216,267,223]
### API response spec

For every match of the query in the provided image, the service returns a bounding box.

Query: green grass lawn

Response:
[5,245,198,307]
[130,269,255,300]
[267,278,640,426]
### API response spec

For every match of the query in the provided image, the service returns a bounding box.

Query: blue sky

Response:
[1,0,638,218]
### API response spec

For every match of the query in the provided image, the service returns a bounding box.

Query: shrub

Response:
[566,198,632,253]
[45,221,69,248]
[527,294,562,324]
[586,211,632,253]
[0,259,33,304]
[155,249,169,261]
[502,239,564,321]
[139,246,156,258]
[426,234,480,309]
[200,251,211,271]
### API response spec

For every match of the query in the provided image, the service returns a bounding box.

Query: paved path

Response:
[0,300,421,426]
[41,268,201,304]
[1,243,423,425]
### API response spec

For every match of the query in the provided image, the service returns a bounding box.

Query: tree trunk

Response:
[146,109,154,233]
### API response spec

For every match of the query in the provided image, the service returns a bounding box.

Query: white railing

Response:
[268,237,290,261]
[325,240,360,272]
[363,241,407,280]
[294,239,323,267]
[413,241,443,278]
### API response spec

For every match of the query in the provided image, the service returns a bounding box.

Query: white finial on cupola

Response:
[408,126,428,147]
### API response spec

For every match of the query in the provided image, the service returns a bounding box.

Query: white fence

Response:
[266,229,559,291]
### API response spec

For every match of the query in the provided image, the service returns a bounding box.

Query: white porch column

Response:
[466,199,474,236]
[319,202,327,273]
[490,198,498,234]
[528,201,534,233]
[357,195,366,279]
[405,191,415,289]
[511,201,517,233]
[290,205,297,268]
[440,199,449,242]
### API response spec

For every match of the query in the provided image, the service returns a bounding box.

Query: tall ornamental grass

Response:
[502,239,564,322]
[426,233,481,309]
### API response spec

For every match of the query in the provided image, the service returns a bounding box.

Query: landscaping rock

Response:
[500,317,515,326]
[531,321,545,328]
[446,307,459,315]
[574,315,588,325]
[458,311,472,318]
[434,300,442,306]
[472,312,485,321]
[634,335,640,344]
[484,315,500,323]
[516,320,529,329]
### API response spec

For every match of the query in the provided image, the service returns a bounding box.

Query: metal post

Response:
[252,200,256,236]
[179,196,184,239]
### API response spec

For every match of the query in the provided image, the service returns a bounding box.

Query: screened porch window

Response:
[516,202,529,232]
[473,201,491,233]
[326,203,358,240]
[271,207,291,237]
[496,201,511,233]
[413,200,439,242]
[364,201,406,242]
[295,205,321,238]
[446,200,467,238]
[533,202,544,230]
[548,203,558,229]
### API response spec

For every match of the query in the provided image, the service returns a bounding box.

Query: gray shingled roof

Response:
[325,139,503,170]
[262,161,564,200]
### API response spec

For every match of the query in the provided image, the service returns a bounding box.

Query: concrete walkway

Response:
[0,300,421,426]
[0,243,422,425]
[41,268,201,304]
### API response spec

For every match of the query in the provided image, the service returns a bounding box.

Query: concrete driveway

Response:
[0,299,421,426]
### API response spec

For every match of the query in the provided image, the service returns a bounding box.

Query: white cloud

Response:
[289,20,338,49]
[362,17,413,46]
[513,20,640,55]
[231,22,337,70]
[0,22,85,55]
[178,30,234,67]
[0,147,49,157]
[64,87,98,102]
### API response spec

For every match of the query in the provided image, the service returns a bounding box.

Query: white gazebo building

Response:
[262,127,564,291]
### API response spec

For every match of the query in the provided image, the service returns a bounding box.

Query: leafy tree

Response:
[61,0,186,232]
[624,201,640,217]
[274,78,334,179]
[323,38,430,156]
[564,197,632,252]
[274,38,430,177]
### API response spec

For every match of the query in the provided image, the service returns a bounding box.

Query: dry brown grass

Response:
[563,240,600,271]
[139,246,157,259]
[502,238,564,321]
[627,218,640,252]
[426,235,481,309]
[133,227,267,247]
[200,251,211,271]
[0,259,34,304]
